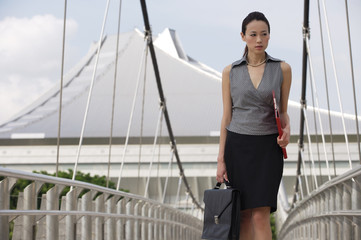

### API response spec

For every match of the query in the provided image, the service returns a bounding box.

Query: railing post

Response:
[95,194,105,240]
[147,205,154,240]
[141,202,148,240]
[65,188,81,240]
[46,185,64,240]
[81,191,94,240]
[163,208,169,239]
[343,181,352,240]
[335,185,343,239]
[23,182,43,240]
[352,176,361,240]
[116,198,126,240]
[305,203,310,239]
[329,186,337,240]
[170,210,175,240]
[313,200,318,239]
[320,192,327,240]
[172,211,177,240]
[153,206,159,240]
[321,189,331,240]
[125,199,134,240]
[0,177,16,240]
[106,196,117,240]
[134,201,140,239]
[158,206,163,240]
[0,178,9,240]
[179,213,183,240]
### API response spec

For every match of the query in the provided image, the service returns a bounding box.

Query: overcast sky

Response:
[0,0,360,124]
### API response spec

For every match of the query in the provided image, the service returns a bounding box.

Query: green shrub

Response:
[270,213,277,240]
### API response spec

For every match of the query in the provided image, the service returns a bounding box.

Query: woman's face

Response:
[241,20,270,54]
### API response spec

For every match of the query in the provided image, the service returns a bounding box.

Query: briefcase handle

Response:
[214,180,232,189]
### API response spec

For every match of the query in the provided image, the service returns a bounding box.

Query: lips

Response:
[255,46,263,49]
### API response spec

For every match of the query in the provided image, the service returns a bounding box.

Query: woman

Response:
[216,11,291,240]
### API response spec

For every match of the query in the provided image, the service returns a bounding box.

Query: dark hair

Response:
[241,11,270,57]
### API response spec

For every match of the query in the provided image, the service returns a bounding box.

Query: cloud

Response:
[0,14,78,124]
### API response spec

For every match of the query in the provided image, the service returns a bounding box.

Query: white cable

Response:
[185,191,190,211]
[72,0,111,182]
[300,149,310,196]
[305,37,332,180]
[107,0,123,188]
[174,176,183,208]
[143,106,164,197]
[162,149,175,203]
[321,0,352,168]
[116,39,148,190]
[56,0,67,178]
[298,175,304,200]
[303,108,319,189]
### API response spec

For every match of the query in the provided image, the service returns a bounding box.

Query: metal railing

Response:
[0,167,202,240]
[277,165,361,240]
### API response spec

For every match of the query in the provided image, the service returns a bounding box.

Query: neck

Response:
[246,52,266,65]
[246,52,267,67]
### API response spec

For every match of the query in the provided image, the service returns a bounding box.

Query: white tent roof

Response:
[0,28,360,140]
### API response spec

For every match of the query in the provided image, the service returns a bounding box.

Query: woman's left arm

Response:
[278,61,292,148]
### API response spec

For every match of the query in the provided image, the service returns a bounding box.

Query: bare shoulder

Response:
[280,61,292,74]
[222,64,232,80]
[223,64,232,74]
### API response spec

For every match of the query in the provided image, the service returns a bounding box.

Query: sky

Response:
[0,0,360,124]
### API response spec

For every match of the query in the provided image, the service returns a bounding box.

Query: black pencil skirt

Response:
[224,130,284,213]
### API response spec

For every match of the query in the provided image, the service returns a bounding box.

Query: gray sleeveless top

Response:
[226,53,283,135]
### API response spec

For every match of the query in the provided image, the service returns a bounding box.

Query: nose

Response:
[257,36,262,43]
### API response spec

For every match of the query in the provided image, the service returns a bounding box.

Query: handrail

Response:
[298,164,361,202]
[0,167,202,239]
[0,210,202,232]
[0,167,184,211]
[278,165,361,239]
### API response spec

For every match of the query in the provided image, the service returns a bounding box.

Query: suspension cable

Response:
[298,174,304,200]
[144,106,165,197]
[137,42,149,193]
[140,0,203,210]
[293,0,310,207]
[185,191,190,211]
[116,39,149,190]
[56,0,67,177]
[174,176,183,208]
[156,114,163,177]
[305,37,332,180]
[321,0,352,169]
[308,62,322,184]
[156,110,164,199]
[303,108,319,189]
[162,149,174,203]
[72,0,111,182]
[300,149,309,196]
[106,0,123,188]
[317,0,336,176]
[344,0,361,163]
[304,134,315,190]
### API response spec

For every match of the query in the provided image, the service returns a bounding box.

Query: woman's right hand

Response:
[216,157,228,183]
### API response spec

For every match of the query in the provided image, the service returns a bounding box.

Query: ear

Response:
[240,32,246,42]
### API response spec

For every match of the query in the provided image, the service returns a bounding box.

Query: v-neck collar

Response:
[246,62,267,91]
[232,52,282,91]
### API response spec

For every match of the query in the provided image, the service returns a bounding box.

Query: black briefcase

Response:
[201,181,241,240]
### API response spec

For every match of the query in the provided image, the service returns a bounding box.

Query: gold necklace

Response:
[246,58,267,67]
